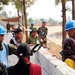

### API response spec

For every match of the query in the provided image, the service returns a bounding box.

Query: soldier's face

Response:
[12,26,16,30]
[32,32,37,37]
[0,35,4,43]
[42,23,46,27]
[67,29,75,38]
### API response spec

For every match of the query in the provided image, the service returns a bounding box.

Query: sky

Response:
[4,0,72,21]
[27,0,62,20]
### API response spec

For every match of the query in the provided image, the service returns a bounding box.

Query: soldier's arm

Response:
[8,44,17,55]
[46,27,48,35]
[26,37,35,46]
[37,27,40,34]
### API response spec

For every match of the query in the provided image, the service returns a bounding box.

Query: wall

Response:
[34,47,75,75]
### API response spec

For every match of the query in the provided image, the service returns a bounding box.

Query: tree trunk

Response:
[23,0,28,40]
[22,12,24,26]
[61,0,66,49]
[72,0,75,20]
[17,9,20,25]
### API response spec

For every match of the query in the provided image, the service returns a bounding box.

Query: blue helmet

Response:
[31,22,34,25]
[0,25,6,35]
[65,20,75,31]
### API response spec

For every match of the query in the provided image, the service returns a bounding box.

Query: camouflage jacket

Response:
[38,27,48,38]
[26,35,40,45]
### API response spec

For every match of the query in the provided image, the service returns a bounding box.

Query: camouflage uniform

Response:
[29,22,34,30]
[38,27,48,44]
[26,35,39,45]
[30,26,33,30]
[26,28,40,45]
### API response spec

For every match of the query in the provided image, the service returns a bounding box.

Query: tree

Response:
[0,11,8,17]
[40,18,45,22]
[55,0,71,49]
[28,18,34,23]
[72,0,75,20]
[10,0,36,40]
[0,0,11,10]
[0,0,10,5]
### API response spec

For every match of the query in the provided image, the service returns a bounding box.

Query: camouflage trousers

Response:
[39,36,47,45]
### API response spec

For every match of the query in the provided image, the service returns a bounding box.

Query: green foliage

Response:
[0,0,11,5]
[55,0,61,5]
[55,0,71,5]
[25,0,35,7]
[0,7,3,10]
[12,0,35,11]
[0,11,8,17]
[28,18,34,23]
[0,0,11,11]
[40,18,45,22]
[14,0,23,10]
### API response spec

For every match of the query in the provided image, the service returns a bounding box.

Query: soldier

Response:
[37,21,48,46]
[26,28,40,46]
[0,25,17,69]
[60,20,75,69]
[29,22,34,30]
[6,22,10,33]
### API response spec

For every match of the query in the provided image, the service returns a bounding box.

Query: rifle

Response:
[30,44,42,55]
